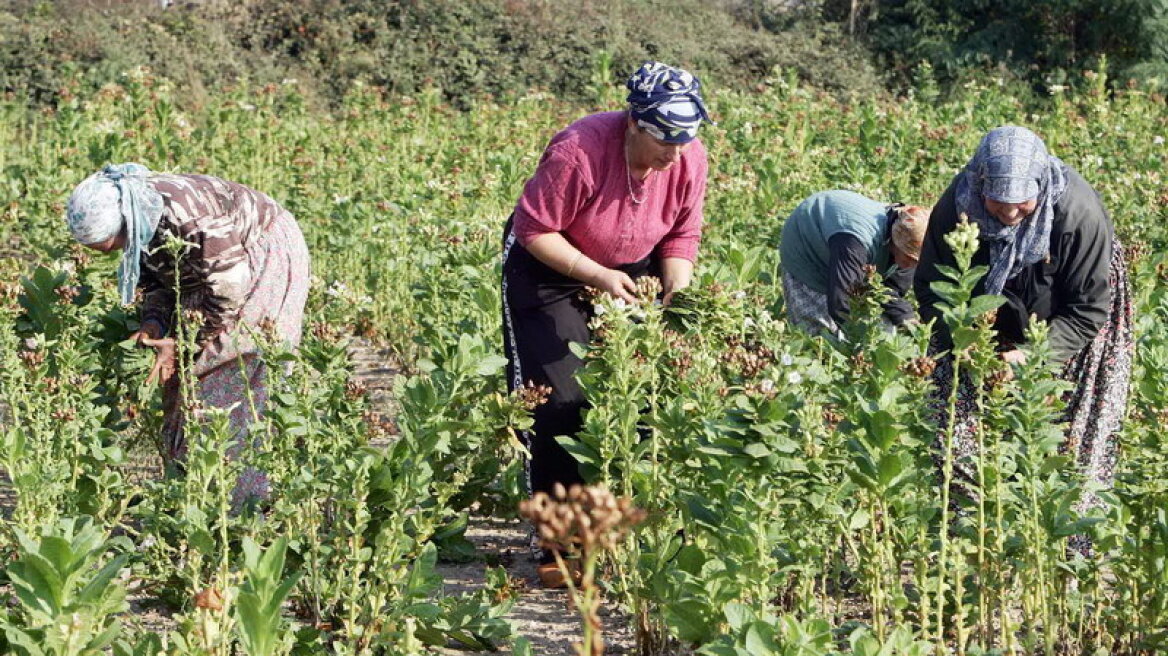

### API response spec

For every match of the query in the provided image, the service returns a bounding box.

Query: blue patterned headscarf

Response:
[956,126,1069,295]
[626,62,713,144]
[66,163,165,305]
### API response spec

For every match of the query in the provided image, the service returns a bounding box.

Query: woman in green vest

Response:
[779,190,930,335]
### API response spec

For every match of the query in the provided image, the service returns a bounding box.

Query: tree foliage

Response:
[860,0,1168,88]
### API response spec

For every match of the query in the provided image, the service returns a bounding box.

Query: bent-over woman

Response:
[501,62,712,586]
[66,164,310,506]
[779,190,930,334]
[914,126,1133,514]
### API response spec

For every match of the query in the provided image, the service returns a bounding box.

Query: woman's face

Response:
[83,231,126,253]
[891,245,918,269]
[626,119,691,174]
[984,197,1037,227]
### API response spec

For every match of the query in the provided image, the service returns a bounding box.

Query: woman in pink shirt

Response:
[501,62,712,585]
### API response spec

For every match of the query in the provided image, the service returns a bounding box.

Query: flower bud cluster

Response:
[345,379,368,401]
[901,356,937,379]
[846,265,879,298]
[363,410,397,439]
[849,351,871,375]
[194,586,224,611]
[0,280,20,304]
[257,317,280,342]
[55,285,80,303]
[721,338,776,379]
[18,348,45,369]
[823,405,844,429]
[947,214,982,261]
[517,381,553,411]
[311,320,342,342]
[519,484,646,554]
[634,276,662,303]
[1126,240,1148,268]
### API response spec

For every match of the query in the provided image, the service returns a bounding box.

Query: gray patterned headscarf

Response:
[956,126,1069,295]
[66,163,164,305]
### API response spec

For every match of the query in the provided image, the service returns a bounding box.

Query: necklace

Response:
[625,141,651,205]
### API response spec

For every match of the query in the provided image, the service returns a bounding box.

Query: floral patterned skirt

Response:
[931,242,1134,513]
[781,270,841,336]
[160,211,310,506]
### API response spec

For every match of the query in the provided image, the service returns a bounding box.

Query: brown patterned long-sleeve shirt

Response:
[138,174,291,350]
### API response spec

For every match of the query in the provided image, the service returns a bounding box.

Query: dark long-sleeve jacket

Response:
[827,233,915,326]
[914,168,1112,362]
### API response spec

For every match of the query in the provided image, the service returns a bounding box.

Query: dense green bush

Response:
[858,0,1168,89]
[0,0,883,109]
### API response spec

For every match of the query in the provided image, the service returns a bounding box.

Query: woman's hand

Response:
[586,268,638,304]
[139,336,178,385]
[128,319,165,344]
[996,348,1027,383]
[1000,349,1027,365]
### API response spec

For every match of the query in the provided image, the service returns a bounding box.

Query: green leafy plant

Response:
[235,536,302,656]
[0,516,131,656]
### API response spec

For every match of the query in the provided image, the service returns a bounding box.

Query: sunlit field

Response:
[1,67,1165,654]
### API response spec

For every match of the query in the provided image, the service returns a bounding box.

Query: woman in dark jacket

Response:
[914,125,1133,512]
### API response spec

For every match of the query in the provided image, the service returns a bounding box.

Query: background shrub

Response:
[0,0,883,109]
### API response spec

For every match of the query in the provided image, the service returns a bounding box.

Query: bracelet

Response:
[566,251,584,278]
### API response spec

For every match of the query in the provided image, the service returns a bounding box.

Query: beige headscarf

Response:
[889,205,931,261]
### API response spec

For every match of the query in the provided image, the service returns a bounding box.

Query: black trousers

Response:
[500,218,650,496]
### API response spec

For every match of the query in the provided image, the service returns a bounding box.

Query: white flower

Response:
[239,103,257,112]
[93,119,119,134]
[732,290,747,300]
[743,317,756,329]
[1155,135,1165,145]
[593,304,606,316]
[325,281,347,298]
[780,353,794,366]
[334,195,350,204]
[786,371,803,385]
[613,298,628,310]
[759,378,775,393]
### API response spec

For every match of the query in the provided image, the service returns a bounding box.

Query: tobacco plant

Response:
[0,516,131,656]
[1,61,1166,654]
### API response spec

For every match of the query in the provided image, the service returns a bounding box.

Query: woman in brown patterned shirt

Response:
[66,164,310,508]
